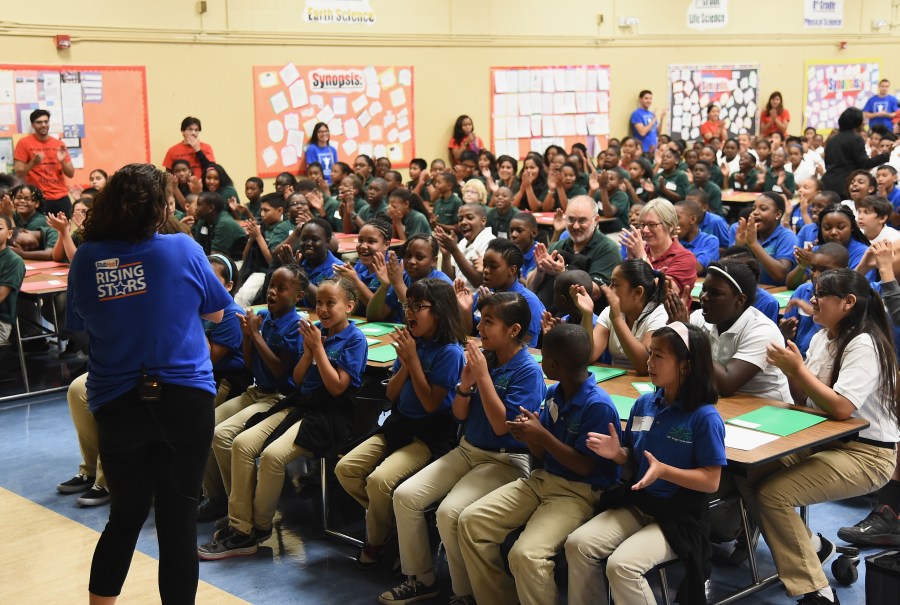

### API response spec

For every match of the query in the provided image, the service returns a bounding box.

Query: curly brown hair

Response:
[80,164,168,242]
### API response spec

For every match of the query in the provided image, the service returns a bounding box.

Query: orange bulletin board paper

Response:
[0,65,150,188]
[253,64,415,178]
[490,65,611,161]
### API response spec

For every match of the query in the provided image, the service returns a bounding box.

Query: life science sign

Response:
[687,0,728,31]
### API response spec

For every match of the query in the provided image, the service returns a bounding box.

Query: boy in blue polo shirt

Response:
[686,188,729,249]
[876,165,900,218]
[459,323,621,605]
[509,213,539,282]
[675,200,719,274]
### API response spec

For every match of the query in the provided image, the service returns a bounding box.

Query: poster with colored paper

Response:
[803,60,881,132]
[490,65,611,160]
[667,64,760,141]
[253,64,414,177]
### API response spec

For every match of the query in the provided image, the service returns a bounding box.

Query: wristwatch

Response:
[455,382,477,397]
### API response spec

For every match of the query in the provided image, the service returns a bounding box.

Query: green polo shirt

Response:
[316,196,341,232]
[655,169,691,199]
[486,206,521,239]
[402,209,432,238]
[433,193,463,226]
[550,185,588,211]
[729,169,760,192]
[701,181,723,215]
[263,220,292,250]
[710,164,724,189]
[359,198,388,223]
[14,212,47,230]
[763,170,796,197]
[593,189,630,232]
[549,229,621,286]
[0,246,25,327]
[200,212,246,256]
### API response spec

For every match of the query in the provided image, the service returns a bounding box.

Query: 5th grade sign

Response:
[252,64,414,177]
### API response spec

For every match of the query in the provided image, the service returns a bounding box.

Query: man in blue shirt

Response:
[864,79,899,131]
[631,90,667,154]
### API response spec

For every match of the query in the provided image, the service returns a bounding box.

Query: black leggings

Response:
[90,384,214,604]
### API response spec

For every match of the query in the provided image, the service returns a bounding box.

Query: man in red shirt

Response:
[13,109,75,217]
[162,116,216,179]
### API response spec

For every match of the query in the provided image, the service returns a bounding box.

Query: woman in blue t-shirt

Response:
[302,122,340,184]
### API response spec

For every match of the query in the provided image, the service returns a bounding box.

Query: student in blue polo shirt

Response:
[457,238,544,347]
[566,323,725,605]
[732,192,798,286]
[458,323,621,605]
[297,217,344,307]
[797,191,841,248]
[788,204,871,288]
[336,279,466,568]
[381,292,546,604]
[334,217,392,315]
[205,254,251,405]
[686,188,730,249]
[200,277,368,559]
[875,165,900,215]
[509,213,539,281]
[540,270,599,336]
[676,200,719,273]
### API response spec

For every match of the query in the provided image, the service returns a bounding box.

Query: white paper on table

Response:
[267,119,285,143]
[575,115,587,135]
[724,425,780,451]
[317,105,335,124]
[358,110,372,127]
[289,80,308,108]
[284,113,300,130]
[328,117,344,136]
[369,125,383,140]
[506,94,519,117]
[309,94,325,108]
[342,139,358,155]
[369,101,383,117]
[358,142,374,158]
[352,95,368,114]
[379,68,396,89]
[397,116,409,128]
[390,88,406,107]
[344,118,360,139]
[494,119,506,141]
[494,94,507,116]
[262,146,278,167]
[506,116,519,139]
[518,116,531,138]
[279,63,300,86]
[332,96,348,116]
[270,91,289,115]
[281,145,298,166]
[387,128,399,142]
[398,130,411,143]
[398,69,412,86]
[286,129,305,154]
[259,71,278,88]
[366,84,381,100]
[363,66,378,85]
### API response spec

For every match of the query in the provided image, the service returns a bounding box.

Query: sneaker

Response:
[448,595,477,605]
[728,522,760,566]
[197,496,227,522]
[214,515,230,530]
[816,533,836,566]
[357,541,386,569]
[76,485,110,507]
[57,474,94,494]
[378,576,439,604]
[837,505,900,547]
[197,526,258,560]
[253,526,272,544]
[796,587,840,604]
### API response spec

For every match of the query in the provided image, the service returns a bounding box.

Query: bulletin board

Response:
[252,64,415,178]
[0,64,150,186]
[667,64,760,141]
[803,59,881,132]
[490,65,611,160]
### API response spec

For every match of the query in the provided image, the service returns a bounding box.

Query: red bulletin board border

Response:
[0,64,150,186]
[489,64,611,161]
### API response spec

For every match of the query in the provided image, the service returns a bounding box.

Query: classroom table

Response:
[721,190,758,204]
[333,233,403,255]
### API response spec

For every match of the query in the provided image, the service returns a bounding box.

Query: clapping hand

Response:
[454,278,474,312]
[541,310,561,334]
[506,406,544,446]
[391,326,418,366]
[663,290,690,323]
[766,340,804,377]
[586,424,622,460]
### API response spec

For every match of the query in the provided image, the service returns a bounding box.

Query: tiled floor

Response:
[0,391,880,604]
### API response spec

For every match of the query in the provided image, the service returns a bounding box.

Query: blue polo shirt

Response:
[680,230,719,269]
[730,224,797,286]
[384,269,453,323]
[472,280,545,347]
[301,250,344,306]
[630,107,657,152]
[521,243,537,280]
[845,238,869,271]
[300,321,368,395]
[886,186,900,212]
[66,233,233,410]
[252,307,303,394]
[354,260,383,294]
[539,376,621,488]
[464,347,546,451]
[625,391,726,499]
[699,211,730,248]
[783,282,821,357]
[562,312,599,327]
[797,223,818,249]
[392,338,465,419]
[754,287,780,323]
[204,299,246,373]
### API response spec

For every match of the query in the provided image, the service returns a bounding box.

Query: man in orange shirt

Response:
[13,109,75,217]
[162,116,216,179]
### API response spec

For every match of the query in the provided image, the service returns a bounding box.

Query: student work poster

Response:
[667,64,760,141]
[252,64,414,177]
[803,60,880,132]
[490,65,612,160]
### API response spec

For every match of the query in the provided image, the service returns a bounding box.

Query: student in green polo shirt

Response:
[700,145,725,189]
[431,172,463,232]
[0,215,25,346]
[729,151,762,192]
[5,184,48,230]
[343,177,389,234]
[193,191,248,257]
[387,188,431,242]
[485,186,520,239]
[602,147,630,183]
[234,193,293,306]
[691,160,723,215]
[590,169,630,232]
[10,223,58,261]
[295,178,340,232]
[654,148,691,202]
[547,163,588,211]
[762,147,796,199]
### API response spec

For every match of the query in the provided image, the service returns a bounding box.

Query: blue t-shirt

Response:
[252,307,303,394]
[539,376,621,488]
[754,287,780,324]
[624,391,726,499]
[797,223,818,249]
[304,144,339,184]
[521,243,537,280]
[391,338,465,419]
[630,107,657,153]
[384,268,453,324]
[730,224,797,286]
[472,280,545,347]
[886,186,900,212]
[783,282,821,357]
[699,211,730,249]
[463,347,546,451]
[680,230,719,269]
[864,94,899,130]
[299,321,368,396]
[204,299,246,373]
[301,250,345,306]
[66,233,233,410]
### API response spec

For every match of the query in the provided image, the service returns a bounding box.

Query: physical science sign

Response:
[803,0,843,29]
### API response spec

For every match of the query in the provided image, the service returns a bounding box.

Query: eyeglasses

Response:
[402,302,432,313]
[635,221,663,230]
[73,209,87,216]
[14,195,33,201]
[564,216,593,226]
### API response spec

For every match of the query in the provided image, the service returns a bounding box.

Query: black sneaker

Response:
[76,485,110,507]
[214,515,230,530]
[448,596,476,605]
[357,541,386,569]
[728,522,760,565]
[796,588,840,604]
[837,505,900,546]
[197,526,258,560]
[816,533,836,566]
[57,474,95,494]
[378,576,439,605]
[197,496,227,522]
[253,526,272,544]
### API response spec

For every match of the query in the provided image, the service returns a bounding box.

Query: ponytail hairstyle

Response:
[814,268,899,422]
[477,291,532,346]
[651,323,718,412]
[614,259,666,320]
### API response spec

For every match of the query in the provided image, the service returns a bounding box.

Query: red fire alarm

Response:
[55,35,71,50]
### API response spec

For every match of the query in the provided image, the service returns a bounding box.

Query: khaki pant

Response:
[228,410,311,534]
[736,441,896,596]
[458,469,601,605]
[67,373,106,490]
[210,386,283,496]
[393,438,530,596]
[334,434,432,546]
[566,507,676,605]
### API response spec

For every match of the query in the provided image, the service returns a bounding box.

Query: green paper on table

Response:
[588,366,627,383]
[359,322,403,337]
[726,405,826,437]
[365,337,381,346]
[691,284,703,299]
[367,345,399,363]
[632,382,656,395]
[531,353,542,362]
[771,290,795,307]
[609,395,636,421]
